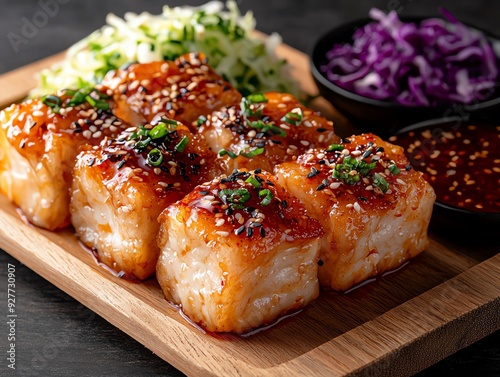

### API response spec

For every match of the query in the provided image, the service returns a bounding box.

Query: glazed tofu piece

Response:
[0,90,125,230]
[156,169,324,333]
[198,92,339,175]
[70,119,214,280]
[275,134,436,291]
[98,52,242,130]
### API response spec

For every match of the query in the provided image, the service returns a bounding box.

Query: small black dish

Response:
[392,117,500,237]
[310,17,500,136]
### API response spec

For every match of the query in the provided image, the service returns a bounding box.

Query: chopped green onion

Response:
[246,93,268,103]
[85,95,109,110]
[128,131,139,141]
[245,175,261,188]
[258,188,273,206]
[218,149,238,159]
[135,137,151,151]
[326,144,344,152]
[240,97,263,118]
[240,147,265,158]
[281,108,303,126]
[218,188,251,208]
[248,120,286,137]
[67,90,87,107]
[174,136,190,152]
[137,126,149,137]
[149,123,168,139]
[197,115,207,127]
[159,118,178,127]
[41,95,62,109]
[373,173,389,193]
[389,164,400,175]
[147,148,164,166]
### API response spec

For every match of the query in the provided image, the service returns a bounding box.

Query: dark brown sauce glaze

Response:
[391,123,500,213]
[297,133,413,211]
[98,52,242,129]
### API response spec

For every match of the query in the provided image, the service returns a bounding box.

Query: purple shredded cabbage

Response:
[321,8,499,106]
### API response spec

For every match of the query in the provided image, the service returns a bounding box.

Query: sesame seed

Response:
[353,202,361,212]
[329,182,341,189]
[32,110,44,117]
[215,219,225,227]
[215,231,229,237]
[83,130,92,139]
[92,131,102,139]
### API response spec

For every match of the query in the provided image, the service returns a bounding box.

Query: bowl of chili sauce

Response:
[390,118,500,234]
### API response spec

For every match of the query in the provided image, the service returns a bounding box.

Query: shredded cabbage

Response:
[33,1,300,98]
[321,8,499,106]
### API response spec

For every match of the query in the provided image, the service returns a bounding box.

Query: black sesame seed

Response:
[265,180,275,186]
[259,227,266,237]
[235,225,246,235]
[367,141,374,147]
[200,190,209,195]
[307,167,319,178]
[254,168,262,174]
[250,222,262,228]
[117,160,126,170]
[270,139,282,144]
[318,160,326,165]
[316,127,327,133]
[316,183,327,191]
[244,206,256,213]
[357,196,368,202]
[88,157,95,167]
[246,227,253,237]
[255,141,266,148]
[281,200,288,208]
[341,138,351,144]
[362,149,372,159]
[405,165,412,171]
[318,259,324,266]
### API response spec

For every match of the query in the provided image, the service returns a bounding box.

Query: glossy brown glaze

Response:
[198,92,339,174]
[275,134,436,291]
[391,124,500,213]
[0,92,127,230]
[99,52,242,129]
[156,169,324,333]
[70,119,215,280]
[159,169,324,258]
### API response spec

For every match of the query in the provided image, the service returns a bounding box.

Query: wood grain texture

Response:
[0,44,498,377]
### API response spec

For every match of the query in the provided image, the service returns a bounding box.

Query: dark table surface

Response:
[0,1,499,376]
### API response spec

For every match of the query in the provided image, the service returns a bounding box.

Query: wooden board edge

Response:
[0,200,498,377]
[0,51,66,107]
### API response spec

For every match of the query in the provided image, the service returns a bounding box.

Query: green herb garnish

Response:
[147,148,164,166]
[373,173,389,193]
[174,135,190,152]
[258,189,273,206]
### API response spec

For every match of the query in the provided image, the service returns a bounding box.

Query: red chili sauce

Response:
[390,123,500,213]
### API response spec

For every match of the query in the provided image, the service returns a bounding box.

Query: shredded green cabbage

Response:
[32,1,300,98]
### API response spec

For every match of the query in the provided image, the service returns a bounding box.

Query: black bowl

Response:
[310,17,500,136]
[393,118,500,237]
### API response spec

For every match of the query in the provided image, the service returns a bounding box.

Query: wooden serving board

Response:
[0,44,499,377]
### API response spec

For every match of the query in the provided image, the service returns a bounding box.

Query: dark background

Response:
[0,1,498,376]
